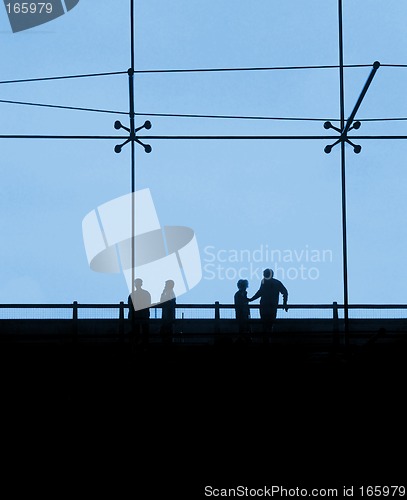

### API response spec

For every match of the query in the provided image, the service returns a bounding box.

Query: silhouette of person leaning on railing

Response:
[128,278,151,346]
[234,279,251,341]
[249,268,288,341]
[159,280,176,344]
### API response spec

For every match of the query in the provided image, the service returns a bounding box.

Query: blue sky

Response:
[1,1,407,306]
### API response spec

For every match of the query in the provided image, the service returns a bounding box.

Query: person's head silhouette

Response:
[263,269,274,280]
[134,278,143,290]
[161,280,176,304]
[164,279,175,290]
[237,279,248,291]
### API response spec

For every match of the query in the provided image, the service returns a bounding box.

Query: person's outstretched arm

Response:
[249,286,262,302]
[280,284,289,311]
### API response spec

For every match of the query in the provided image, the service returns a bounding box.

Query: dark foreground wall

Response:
[1,316,407,338]
[1,319,406,498]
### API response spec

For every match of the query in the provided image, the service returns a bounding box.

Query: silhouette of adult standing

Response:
[128,278,152,345]
[159,280,176,344]
[249,269,288,339]
[234,279,250,339]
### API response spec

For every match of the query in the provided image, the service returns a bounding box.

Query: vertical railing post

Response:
[332,301,340,348]
[180,311,184,343]
[333,301,339,325]
[214,301,220,335]
[72,301,78,341]
[119,301,125,342]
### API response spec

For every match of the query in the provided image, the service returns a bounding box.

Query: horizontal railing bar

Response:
[337,304,407,309]
[0,304,75,308]
[0,304,121,309]
[1,303,407,309]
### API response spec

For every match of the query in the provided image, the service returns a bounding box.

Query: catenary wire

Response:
[0,63,392,86]
[2,98,407,123]
[0,71,128,85]
[0,99,128,115]
[0,98,334,121]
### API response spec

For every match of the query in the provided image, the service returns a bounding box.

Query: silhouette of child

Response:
[234,279,250,337]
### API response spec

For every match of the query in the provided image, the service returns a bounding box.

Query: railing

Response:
[1,301,407,320]
[1,302,406,345]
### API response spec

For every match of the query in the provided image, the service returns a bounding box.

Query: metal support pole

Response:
[340,140,349,341]
[129,0,136,299]
[214,301,220,335]
[338,0,349,341]
[119,301,125,341]
[343,61,380,136]
[72,300,78,342]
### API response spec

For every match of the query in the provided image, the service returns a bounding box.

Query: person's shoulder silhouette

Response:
[234,279,248,304]
[128,278,151,317]
[160,279,176,304]
[249,269,288,310]
[160,280,176,340]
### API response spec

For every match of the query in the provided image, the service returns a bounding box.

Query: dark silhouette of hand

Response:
[284,305,289,312]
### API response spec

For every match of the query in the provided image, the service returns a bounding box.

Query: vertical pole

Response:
[72,300,78,342]
[129,0,136,299]
[338,0,349,342]
[332,301,340,349]
[119,301,125,341]
[214,301,220,335]
[130,0,135,73]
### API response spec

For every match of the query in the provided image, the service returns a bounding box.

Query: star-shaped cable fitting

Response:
[324,120,362,154]
[113,119,152,154]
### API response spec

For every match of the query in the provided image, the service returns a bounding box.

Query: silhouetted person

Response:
[234,279,251,341]
[128,278,151,346]
[159,280,176,344]
[249,269,288,341]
